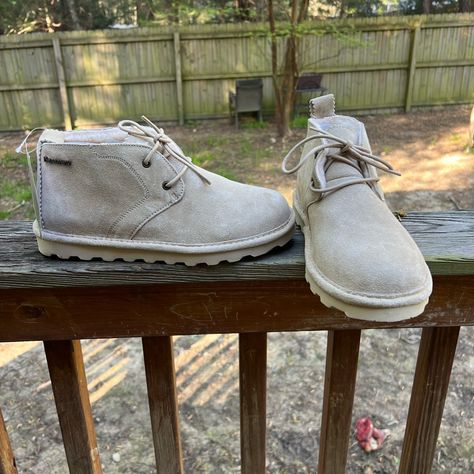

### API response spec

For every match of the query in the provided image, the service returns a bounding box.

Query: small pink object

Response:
[355,417,388,452]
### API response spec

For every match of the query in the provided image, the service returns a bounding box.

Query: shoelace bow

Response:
[282,125,400,200]
[118,116,211,189]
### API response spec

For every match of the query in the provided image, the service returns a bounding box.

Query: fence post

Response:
[52,37,73,130]
[173,32,184,126]
[405,24,420,113]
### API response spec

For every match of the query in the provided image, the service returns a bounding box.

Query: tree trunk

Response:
[65,0,81,30]
[267,0,309,138]
[339,0,347,18]
[422,0,431,13]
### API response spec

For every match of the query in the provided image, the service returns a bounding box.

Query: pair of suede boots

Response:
[19,94,432,322]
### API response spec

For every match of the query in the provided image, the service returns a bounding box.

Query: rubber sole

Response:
[294,200,428,322]
[34,220,295,266]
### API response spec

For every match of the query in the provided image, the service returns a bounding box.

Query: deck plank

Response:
[0,211,473,289]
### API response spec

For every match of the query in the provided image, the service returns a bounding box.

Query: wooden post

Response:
[52,37,73,130]
[173,32,184,126]
[405,25,420,113]
[142,336,184,474]
[0,408,17,474]
[399,326,460,474]
[44,340,102,474]
[239,333,267,474]
[318,330,361,474]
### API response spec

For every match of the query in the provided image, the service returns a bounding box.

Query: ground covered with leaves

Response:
[0,106,473,473]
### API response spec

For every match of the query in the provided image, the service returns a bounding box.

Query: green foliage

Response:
[291,116,308,128]
[0,0,470,34]
[0,0,130,34]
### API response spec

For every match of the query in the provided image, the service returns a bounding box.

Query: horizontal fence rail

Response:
[0,13,473,131]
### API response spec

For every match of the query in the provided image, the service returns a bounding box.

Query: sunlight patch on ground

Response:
[0,342,40,368]
[175,334,238,407]
[380,151,473,193]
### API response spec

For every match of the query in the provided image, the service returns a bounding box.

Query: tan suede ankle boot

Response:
[283,95,432,322]
[20,118,295,265]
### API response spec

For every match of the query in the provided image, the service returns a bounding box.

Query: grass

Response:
[240,120,268,130]
[0,180,31,203]
[291,116,308,129]
[214,167,237,181]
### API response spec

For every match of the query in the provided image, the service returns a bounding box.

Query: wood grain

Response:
[52,38,73,130]
[0,408,17,474]
[0,212,473,289]
[142,337,184,474]
[239,333,267,474]
[405,25,420,112]
[44,340,102,474]
[0,275,472,343]
[398,326,460,474]
[317,330,361,474]
[0,14,473,130]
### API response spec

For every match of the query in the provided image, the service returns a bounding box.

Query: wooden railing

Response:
[0,211,473,473]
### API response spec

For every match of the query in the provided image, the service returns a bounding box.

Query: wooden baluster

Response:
[399,326,460,474]
[318,330,361,474]
[44,340,102,474]
[142,336,184,474]
[239,333,267,474]
[0,407,17,474]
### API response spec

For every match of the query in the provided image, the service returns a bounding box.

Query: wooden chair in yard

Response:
[0,210,473,474]
[294,73,328,118]
[229,79,263,128]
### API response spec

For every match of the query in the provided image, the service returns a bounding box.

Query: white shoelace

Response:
[282,125,400,200]
[118,116,211,189]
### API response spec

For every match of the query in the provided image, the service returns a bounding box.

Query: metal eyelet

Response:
[142,160,151,168]
[162,181,171,190]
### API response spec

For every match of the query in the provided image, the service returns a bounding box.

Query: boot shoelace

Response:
[282,125,400,200]
[118,116,211,189]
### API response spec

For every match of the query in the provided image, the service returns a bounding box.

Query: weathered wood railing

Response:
[0,211,473,474]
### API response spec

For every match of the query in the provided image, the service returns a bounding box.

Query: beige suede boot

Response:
[19,118,295,265]
[283,95,432,322]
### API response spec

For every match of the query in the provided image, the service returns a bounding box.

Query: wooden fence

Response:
[0,13,473,131]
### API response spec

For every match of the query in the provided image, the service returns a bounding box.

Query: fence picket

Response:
[0,14,472,130]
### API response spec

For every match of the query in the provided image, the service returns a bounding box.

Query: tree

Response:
[267,0,309,137]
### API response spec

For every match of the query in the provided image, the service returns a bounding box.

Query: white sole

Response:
[293,201,428,322]
[34,220,295,266]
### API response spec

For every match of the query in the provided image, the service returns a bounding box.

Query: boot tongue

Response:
[313,115,365,182]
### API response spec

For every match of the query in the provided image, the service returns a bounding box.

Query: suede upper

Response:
[35,126,294,251]
[293,95,432,308]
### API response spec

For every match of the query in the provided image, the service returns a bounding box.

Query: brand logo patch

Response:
[44,156,71,166]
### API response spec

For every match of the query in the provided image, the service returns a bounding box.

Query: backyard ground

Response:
[0,105,473,473]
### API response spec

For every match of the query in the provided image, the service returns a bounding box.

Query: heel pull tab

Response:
[310,94,336,118]
[16,128,44,237]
